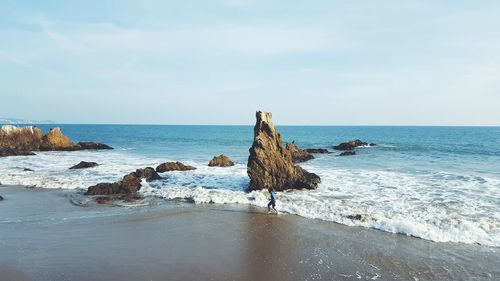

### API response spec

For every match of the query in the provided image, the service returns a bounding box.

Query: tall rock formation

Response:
[247,111,320,191]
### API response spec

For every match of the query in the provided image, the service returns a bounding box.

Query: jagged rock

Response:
[286,143,314,163]
[208,154,234,167]
[134,167,162,182]
[23,168,34,172]
[77,142,113,150]
[305,148,330,154]
[40,128,80,151]
[247,111,320,191]
[333,139,369,150]
[156,161,196,173]
[69,161,99,170]
[86,167,161,196]
[339,151,356,156]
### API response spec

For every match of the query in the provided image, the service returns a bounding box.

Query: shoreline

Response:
[1,185,498,281]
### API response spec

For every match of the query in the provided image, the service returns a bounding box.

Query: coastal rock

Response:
[134,167,162,182]
[339,151,356,156]
[247,111,320,191]
[333,139,370,150]
[156,161,196,173]
[0,125,113,156]
[95,193,143,204]
[208,154,234,167]
[0,125,43,154]
[77,142,113,150]
[40,128,80,151]
[69,161,99,169]
[305,148,330,154]
[23,168,34,172]
[286,143,314,163]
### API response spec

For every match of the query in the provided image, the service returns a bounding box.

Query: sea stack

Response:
[247,111,320,191]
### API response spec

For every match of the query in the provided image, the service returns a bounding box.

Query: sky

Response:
[1,0,499,125]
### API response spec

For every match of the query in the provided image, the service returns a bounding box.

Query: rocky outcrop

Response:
[333,139,375,150]
[156,161,196,173]
[306,148,330,154]
[339,151,356,156]
[0,125,113,156]
[77,142,113,150]
[286,143,314,163]
[247,111,320,191]
[208,155,234,167]
[69,161,99,169]
[0,125,43,155]
[86,167,161,196]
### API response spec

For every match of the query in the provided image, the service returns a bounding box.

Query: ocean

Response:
[1,125,499,247]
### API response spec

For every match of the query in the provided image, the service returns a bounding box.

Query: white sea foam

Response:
[1,151,499,247]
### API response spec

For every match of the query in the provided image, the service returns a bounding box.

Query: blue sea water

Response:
[1,124,499,246]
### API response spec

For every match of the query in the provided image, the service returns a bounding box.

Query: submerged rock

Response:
[305,148,330,154]
[156,161,196,173]
[69,161,99,170]
[86,167,161,196]
[247,111,320,191]
[77,142,113,150]
[286,143,314,163]
[208,154,234,167]
[339,151,356,156]
[333,139,372,150]
[95,193,143,204]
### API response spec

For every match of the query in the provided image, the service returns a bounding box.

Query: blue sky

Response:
[1,0,499,125]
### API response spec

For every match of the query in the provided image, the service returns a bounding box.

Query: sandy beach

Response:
[0,185,498,281]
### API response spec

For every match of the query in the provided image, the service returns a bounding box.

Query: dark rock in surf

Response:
[305,148,330,154]
[0,195,3,201]
[69,161,99,170]
[0,148,36,157]
[77,142,113,150]
[208,155,234,167]
[247,111,320,191]
[23,168,34,172]
[156,161,196,173]
[95,193,143,204]
[333,139,369,150]
[286,143,314,163]
[85,167,161,196]
[134,167,162,182]
[339,151,356,156]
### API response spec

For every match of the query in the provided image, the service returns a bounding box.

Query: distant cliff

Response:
[0,117,55,125]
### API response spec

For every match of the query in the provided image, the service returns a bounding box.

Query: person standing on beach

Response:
[267,188,278,214]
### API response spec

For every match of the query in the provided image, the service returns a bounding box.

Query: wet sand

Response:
[0,186,498,281]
